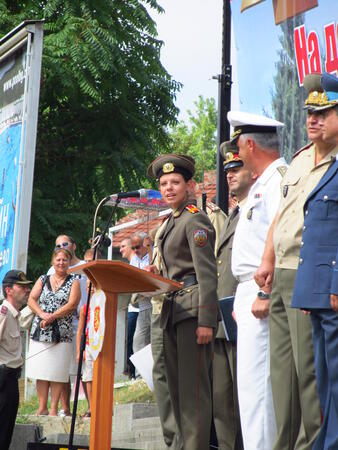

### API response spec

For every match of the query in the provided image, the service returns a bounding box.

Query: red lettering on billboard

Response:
[294,25,309,85]
[325,23,338,74]
[308,31,322,74]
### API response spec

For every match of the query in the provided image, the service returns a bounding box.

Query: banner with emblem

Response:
[0,22,43,285]
[88,290,106,361]
[230,0,331,162]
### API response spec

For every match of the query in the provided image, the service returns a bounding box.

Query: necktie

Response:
[230,205,239,220]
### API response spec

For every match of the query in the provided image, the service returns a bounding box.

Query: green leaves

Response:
[0,0,180,279]
[166,96,217,182]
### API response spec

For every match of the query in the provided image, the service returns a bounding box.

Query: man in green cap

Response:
[255,73,337,450]
[0,270,32,449]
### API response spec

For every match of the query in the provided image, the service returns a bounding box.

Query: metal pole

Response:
[215,0,232,214]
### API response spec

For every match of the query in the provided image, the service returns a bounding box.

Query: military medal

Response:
[193,229,208,247]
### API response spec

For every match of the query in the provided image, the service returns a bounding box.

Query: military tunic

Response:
[231,157,287,450]
[214,209,243,450]
[270,143,337,450]
[0,300,22,449]
[291,156,338,450]
[158,199,219,450]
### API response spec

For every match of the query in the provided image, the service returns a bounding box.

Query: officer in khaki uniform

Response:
[213,144,256,450]
[147,154,219,450]
[255,74,337,450]
[292,72,338,450]
[0,270,32,449]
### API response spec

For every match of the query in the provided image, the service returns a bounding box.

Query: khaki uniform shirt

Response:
[0,300,23,368]
[274,144,338,270]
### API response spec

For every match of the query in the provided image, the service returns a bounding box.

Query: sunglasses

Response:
[56,242,71,248]
[131,245,141,250]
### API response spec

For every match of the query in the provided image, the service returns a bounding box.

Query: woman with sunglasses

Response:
[147,154,219,450]
[26,247,80,416]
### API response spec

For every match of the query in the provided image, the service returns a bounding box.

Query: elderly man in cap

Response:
[228,111,286,450]
[213,143,257,450]
[291,72,338,450]
[0,270,32,449]
[255,73,337,450]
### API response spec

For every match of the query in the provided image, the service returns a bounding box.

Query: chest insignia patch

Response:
[254,193,262,199]
[186,204,199,214]
[247,207,253,220]
[1,305,8,315]
[283,185,288,197]
[193,229,208,247]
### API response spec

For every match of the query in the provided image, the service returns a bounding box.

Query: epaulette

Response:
[185,204,200,214]
[0,305,8,316]
[206,201,220,212]
[292,142,313,160]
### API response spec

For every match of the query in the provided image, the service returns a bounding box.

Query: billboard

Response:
[0,21,43,284]
[231,0,332,160]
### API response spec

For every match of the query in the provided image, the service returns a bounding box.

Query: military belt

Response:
[182,274,197,288]
[0,364,21,379]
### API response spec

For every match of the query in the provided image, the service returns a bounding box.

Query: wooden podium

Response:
[69,260,181,450]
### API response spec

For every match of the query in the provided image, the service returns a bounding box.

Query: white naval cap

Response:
[227,111,284,143]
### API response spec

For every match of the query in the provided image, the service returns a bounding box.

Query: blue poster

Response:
[0,47,26,283]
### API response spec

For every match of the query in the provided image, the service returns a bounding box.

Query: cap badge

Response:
[193,229,208,247]
[231,129,242,139]
[313,91,318,97]
[225,152,234,162]
[163,162,174,173]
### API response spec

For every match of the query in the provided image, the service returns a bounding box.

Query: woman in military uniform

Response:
[147,154,219,450]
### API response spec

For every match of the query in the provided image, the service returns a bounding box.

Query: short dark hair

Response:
[2,284,11,298]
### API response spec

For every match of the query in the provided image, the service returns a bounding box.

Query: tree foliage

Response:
[271,15,308,162]
[165,96,217,182]
[0,0,180,278]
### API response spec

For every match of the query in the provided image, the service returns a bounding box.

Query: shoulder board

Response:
[206,201,220,212]
[1,305,8,316]
[277,166,288,177]
[292,142,313,160]
[185,204,200,214]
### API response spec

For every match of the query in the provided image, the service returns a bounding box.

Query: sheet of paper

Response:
[130,343,154,391]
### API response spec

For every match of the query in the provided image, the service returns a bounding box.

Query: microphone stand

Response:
[68,196,121,449]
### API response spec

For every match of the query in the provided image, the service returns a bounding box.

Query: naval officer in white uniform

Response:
[230,111,287,450]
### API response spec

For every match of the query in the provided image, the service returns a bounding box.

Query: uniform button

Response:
[301,241,304,247]
[323,195,328,201]
[299,258,303,264]
[305,210,309,216]
[333,261,336,266]
[217,272,220,277]
[218,260,222,265]
[303,225,306,231]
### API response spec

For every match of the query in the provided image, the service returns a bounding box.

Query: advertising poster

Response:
[0,22,43,286]
[0,47,27,281]
[231,0,332,161]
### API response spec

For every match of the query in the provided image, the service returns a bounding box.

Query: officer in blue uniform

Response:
[292,72,338,450]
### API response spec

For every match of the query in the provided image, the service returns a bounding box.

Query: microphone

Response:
[116,189,148,199]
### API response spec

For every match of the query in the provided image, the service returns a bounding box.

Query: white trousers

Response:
[234,278,277,450]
